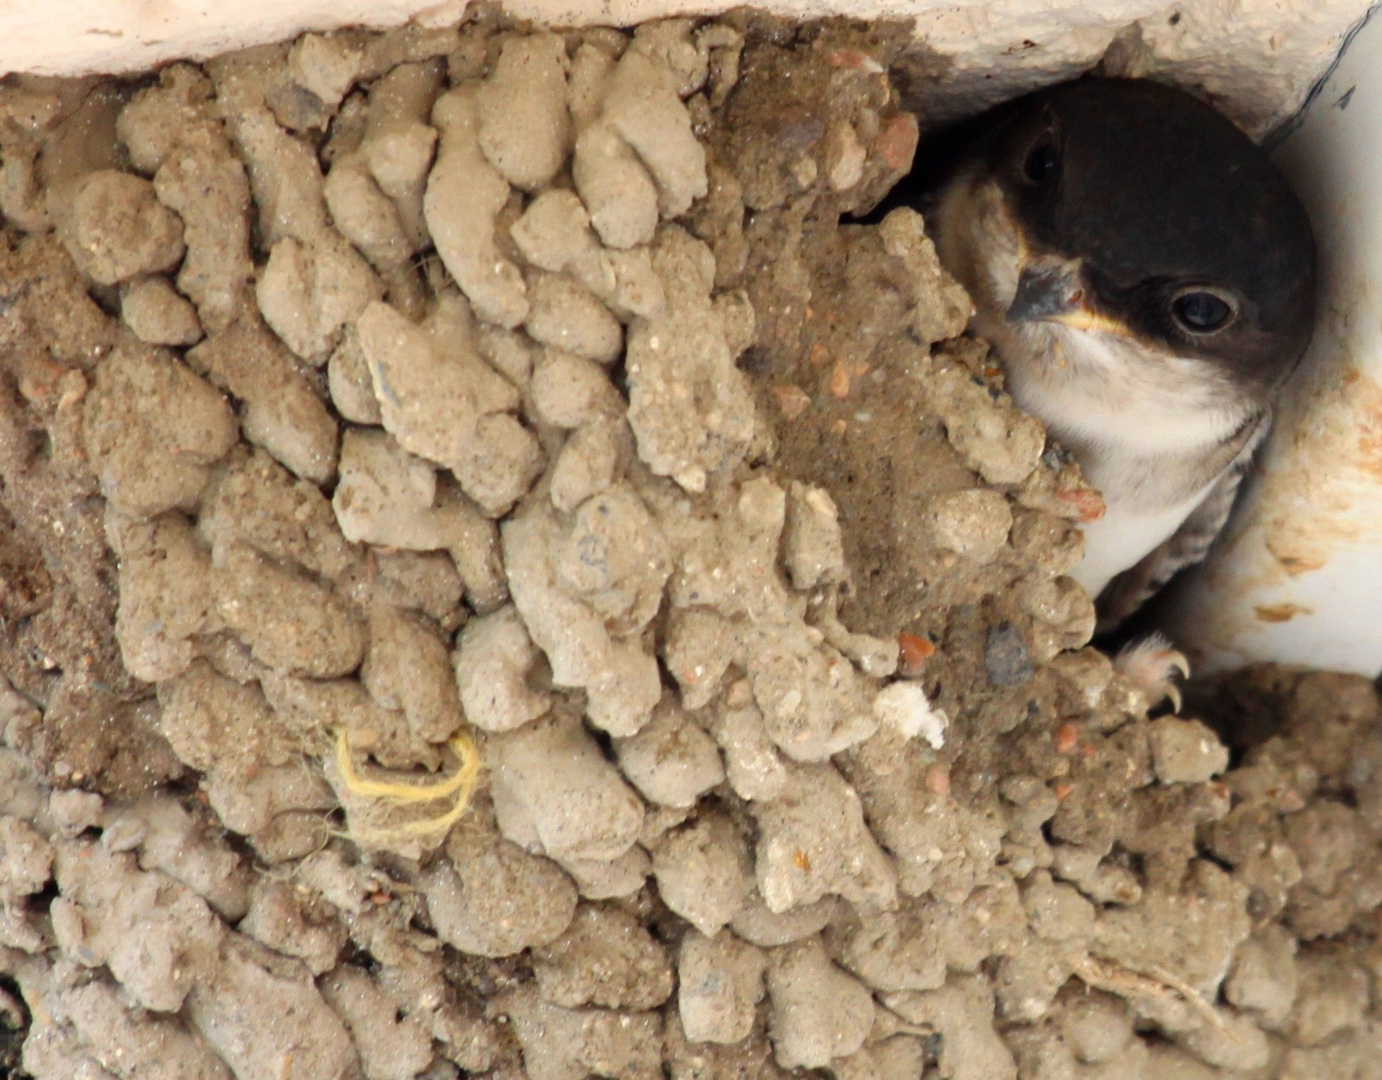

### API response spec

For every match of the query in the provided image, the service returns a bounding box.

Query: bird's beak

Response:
[1006,259,1084,325]
[1006,257,1128,335]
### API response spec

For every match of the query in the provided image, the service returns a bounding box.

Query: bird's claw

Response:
[1113,632,1190,713]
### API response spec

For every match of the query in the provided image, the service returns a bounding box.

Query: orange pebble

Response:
[827,47,883,71]
[17,356,67,404]
[830,359,851,398]
[924,765,951,796]
[873,112,920,173]
[56,371,88,411]
[1054,783,1075,802]
[773,384,812,419]
[1055,487,1107,523]
[898,632,936,674]
[1055,722,1080,754]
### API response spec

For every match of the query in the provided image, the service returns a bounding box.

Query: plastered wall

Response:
[2,0,1370,138]
[1168,10,1382,676]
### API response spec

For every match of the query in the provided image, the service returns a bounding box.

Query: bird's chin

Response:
[979,315,1075,386]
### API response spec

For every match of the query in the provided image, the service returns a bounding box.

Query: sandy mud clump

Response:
[0,11,1378,1080]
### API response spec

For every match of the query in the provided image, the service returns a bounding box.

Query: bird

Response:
[903,78,1316,688]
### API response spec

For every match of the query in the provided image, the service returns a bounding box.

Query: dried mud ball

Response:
[0,14,1374,1080]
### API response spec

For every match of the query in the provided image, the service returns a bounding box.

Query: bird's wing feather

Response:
[1095,410,1272,631]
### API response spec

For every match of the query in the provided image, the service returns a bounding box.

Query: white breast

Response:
[1069,479,1217,597]
[1006,327,1247,594]
[1010,329,1243,596]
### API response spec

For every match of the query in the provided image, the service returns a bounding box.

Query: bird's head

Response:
[966,78,1316,400]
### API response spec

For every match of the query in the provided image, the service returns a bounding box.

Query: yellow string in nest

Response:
[332,727,482,846]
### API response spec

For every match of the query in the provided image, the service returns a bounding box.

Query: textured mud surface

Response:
[0,11,1378,1080]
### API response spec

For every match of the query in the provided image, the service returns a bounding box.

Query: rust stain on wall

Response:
[1254,602,1313,623]
[1249,358,1382,584]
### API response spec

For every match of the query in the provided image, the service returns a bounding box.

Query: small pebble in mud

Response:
[651,810,754,936]
[1148,716,1230,784]
[677,929,765,1044]
[985,623,1034,687]
[120,275,204,345]
[60,170,186,285]
[767,937,874,1068]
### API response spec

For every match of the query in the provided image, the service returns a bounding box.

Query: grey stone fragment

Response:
[985,623,1032,687]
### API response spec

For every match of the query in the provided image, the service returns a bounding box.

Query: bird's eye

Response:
[1023,135,1059,185]
[1171,290,1236,333]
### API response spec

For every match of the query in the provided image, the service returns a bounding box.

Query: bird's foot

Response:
[1113,632,1190,712]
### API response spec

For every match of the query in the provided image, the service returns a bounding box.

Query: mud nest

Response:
[0,11,1379,1080]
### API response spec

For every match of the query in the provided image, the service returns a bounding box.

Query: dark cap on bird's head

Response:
[974,77,1316,393]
